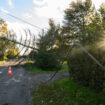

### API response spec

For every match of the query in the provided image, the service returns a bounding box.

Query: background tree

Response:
[31,19,62,70]
[63,0,98,44]
[37,19,59,51]
[64,0,105,91]
[99,3,105,29]
[0,18,19,60]
[37,19,70,61]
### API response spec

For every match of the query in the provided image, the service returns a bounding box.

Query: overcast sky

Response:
[0,0,105,37]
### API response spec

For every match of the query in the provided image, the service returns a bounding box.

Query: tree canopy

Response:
[0,19,19,60]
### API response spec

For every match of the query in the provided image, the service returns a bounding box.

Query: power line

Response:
[0,10,48,31]
[7,13,42,30]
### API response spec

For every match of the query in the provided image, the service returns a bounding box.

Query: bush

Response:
[35,50,61,70]
[67,46,105,91]
[29,50,36,60]
[0,54,4,60]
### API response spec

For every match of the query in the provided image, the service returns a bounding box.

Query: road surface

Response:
[0,66,30,105]
[0,60,69,105]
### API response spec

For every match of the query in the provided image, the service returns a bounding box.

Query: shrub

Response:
[67,46,105,91]
[29,50,36,60]
[35,50,61,70]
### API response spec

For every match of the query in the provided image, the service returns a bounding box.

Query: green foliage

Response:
[28,50,36,60]
[63,0,104,45]
[29,19,65,70]
[99,3,105,29]
[24,61,68,73]
[0,19,19,60]
[68,46,105,91]
[37,19,58,50]
[62,0,105,92]
[31,79,105,105]
[35,50,61,70]
[36,19,70,61]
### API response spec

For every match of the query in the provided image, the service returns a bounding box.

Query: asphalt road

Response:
[0,60,69,105]
[0,66,30,105]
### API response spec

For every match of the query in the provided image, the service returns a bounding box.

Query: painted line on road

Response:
[0,71,2,74]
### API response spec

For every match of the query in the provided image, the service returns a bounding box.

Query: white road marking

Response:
[0,71,2,74]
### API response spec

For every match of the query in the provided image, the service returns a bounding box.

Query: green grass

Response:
[0,61,4,63]
[24,61,68,73]
[0,60,9,63]
[31,78,105,105]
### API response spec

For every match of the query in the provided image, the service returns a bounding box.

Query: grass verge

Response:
[0,61,3,63]
[24,61,68,73]
[31,78,105,105]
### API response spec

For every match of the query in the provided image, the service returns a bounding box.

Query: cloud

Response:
[20,10,49,30]
[32,0,105,26]
[22,13,32,19]
[92,0,105,9]
[33,0,73,23]
[8,0,14,8]
[8,0,73,36]
[0,8,9,14]
[33,0,47,6]
[7,21,40,39]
